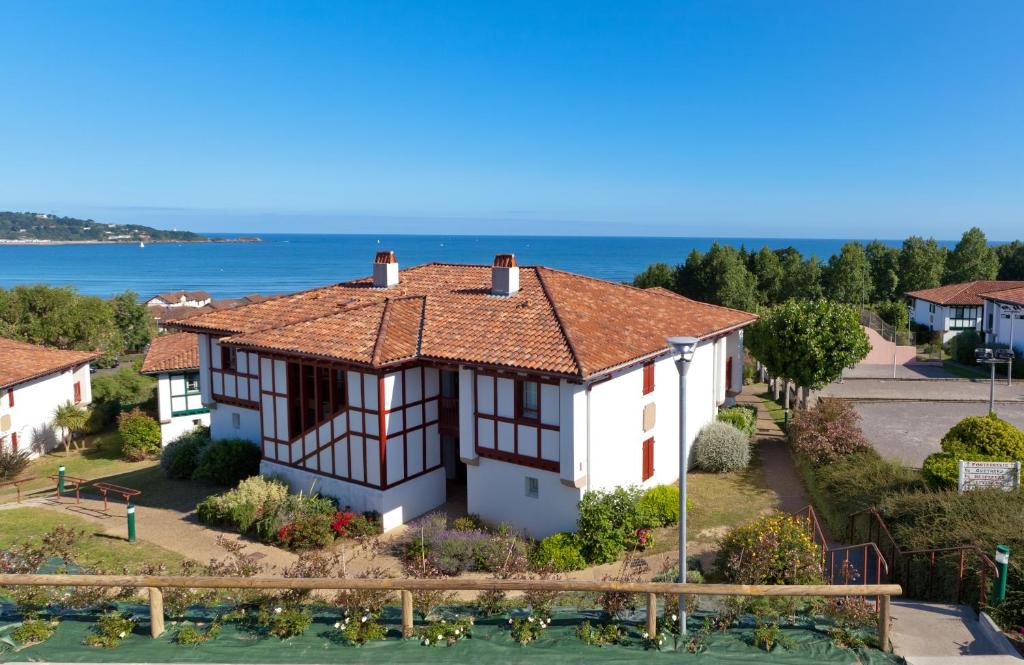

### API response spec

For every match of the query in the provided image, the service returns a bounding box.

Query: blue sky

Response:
[1,1,1021,238]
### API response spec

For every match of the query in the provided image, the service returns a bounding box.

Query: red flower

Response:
[331,511,355,536]
[636,527,652,546]
[277,523,294,543]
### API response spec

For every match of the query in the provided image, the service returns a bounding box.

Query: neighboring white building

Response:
[140,332,210,445]
[907,281,1024,343]
[171,252,755,536]
[0,337,98,459]
[980,286,1024,355]
[146,290,213,309]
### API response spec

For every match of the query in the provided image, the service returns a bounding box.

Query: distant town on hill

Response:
[0,211,209,243]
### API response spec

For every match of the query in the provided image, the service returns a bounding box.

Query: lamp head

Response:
[667,336,699,363]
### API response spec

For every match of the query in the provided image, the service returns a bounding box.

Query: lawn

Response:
[941,360,989,379]
[0,429,158,504]
[0,506,184,572]
[753,388,788,428]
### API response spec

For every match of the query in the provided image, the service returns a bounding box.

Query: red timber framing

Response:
[255,352,442,491]
[207,335,259,408]
[473,368,560,472]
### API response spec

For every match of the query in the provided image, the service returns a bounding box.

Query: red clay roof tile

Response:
[0,337,99,389]
[140,332,201,374]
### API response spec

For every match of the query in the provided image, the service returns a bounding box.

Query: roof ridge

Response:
[370,299,395,367]
[533,267,583,377]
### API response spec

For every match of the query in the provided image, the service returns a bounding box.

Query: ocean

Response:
[0,233,956,299]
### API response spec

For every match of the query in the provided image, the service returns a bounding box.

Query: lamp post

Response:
[668,335,698,635]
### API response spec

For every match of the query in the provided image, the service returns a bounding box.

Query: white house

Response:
[146,290,212,309]
[170,253,755,536]
[980,286,1024,355]
[907,281,1024,343]
[140,332,210,444]
[0,337,98,459]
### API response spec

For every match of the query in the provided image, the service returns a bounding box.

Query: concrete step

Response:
[892,601,1021,660]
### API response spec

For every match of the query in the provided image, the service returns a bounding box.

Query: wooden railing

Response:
[0,574,902,652]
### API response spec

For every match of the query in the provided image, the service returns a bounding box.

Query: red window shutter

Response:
[642,362,654,395]
[74,382,82,403]
[10,432,17,452]
[726,357,734,392]
[7,390,13,407]
[642,437,654,481]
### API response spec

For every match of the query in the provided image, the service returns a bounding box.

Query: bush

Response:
[795,449,923,536]
[192,438,261,486]
[530,533,586,572]
[873,301,910,331]
[196,476,290,531]
[159,427,211,479]
[396,513,530,575]
[878,488,1024,554]
[277,511,335,551]
[117,408,161,461]
[946,329,982,365]
[787,398,869,465]
[91,367,154,410]
[0,446,31,480]
[692,421,750,473]
[714,512,823,585]
[921,414,1024,489]
[576,486,655,564]
[637,484,691,527]
[717,406,756,438]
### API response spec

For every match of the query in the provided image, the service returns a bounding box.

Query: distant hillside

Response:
[0,211,208,242]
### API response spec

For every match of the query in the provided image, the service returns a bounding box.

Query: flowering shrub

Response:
[330,611,386,645]
[396,513,529,575]
[714,512,824,585]
[508,613,550,645]
[174,619,222,645]
[196,476,289,532]
[787,398,869,465]
[255,605,312,639]
[576,620,623,646]
[576,486,656,564]
[11,615,59,646]
[418,616,473,646]
[692,421,751,472]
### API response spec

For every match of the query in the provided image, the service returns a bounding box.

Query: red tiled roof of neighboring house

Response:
[905,281,1024,306]
[171,263,757,379]
[139,332,201,374]
[0,337,99,390]
[151,290,211,304]
[980,285,1024,307]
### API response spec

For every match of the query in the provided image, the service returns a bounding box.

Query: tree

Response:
[777,252,824,301]
[746,300,870,402]
[749,246,785,305]
[112,290,155,352]
[899,236,946,293]
[865,240,900,302]
[996,240,1024,280]
[944,227,998,284]
[52,402,89,456]
[824,242,873,305]
[632,262,674,290]
[675,243,758,311]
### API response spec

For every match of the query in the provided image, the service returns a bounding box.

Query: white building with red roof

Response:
[170,252,756,535]
[980,285,1024,355]
[140,332,210,444]
[0,337,98,459]
[906,280,1024,342]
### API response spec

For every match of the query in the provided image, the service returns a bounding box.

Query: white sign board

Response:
[958,460,1021,493]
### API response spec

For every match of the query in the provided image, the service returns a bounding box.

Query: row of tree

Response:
[0,285,155,365]
[633,227,1024,312]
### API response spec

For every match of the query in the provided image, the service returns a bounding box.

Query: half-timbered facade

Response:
[171,252,755,535]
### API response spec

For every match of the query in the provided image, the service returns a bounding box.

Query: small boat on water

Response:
[139,241,145,248]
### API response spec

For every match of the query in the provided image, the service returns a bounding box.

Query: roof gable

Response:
[140,332,201,374]
[0,337,99,389]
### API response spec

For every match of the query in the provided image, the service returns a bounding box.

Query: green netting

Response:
[0,605,902,664]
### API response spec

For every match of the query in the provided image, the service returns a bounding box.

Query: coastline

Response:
[0,237,261,246]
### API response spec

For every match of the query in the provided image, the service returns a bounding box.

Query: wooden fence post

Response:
[401,590,413,638]
[646,592,658,637]
[148,587,165,638]
[878,594,891,653]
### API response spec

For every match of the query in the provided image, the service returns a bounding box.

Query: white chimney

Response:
[373,250,399,288]
[491,253,519,296]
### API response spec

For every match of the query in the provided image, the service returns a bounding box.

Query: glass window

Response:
[525,476,539,498]
[519,381,539,420]
[185,374,200,393]
[331,369,346,414]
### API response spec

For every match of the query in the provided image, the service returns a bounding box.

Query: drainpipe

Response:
[585,384,591,492]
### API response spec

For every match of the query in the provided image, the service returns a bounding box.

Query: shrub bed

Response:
[192,438,262,486]
[714,512,824,585]
[530,533,586,572]
[921,414,1024,489]
[396,513,530,574]
[692,421,750,472]
[159,427,211,479]
[717,406,756,438]
[787,398,869,465]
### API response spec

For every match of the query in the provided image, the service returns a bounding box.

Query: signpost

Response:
[957,460,1021,493]
[975,347,1014,414]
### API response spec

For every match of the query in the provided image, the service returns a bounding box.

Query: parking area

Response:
[853,402,1024,467]
[842,363,960,380]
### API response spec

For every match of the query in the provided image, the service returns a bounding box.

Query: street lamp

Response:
[976,347,1014,415]
[668,335,698,635]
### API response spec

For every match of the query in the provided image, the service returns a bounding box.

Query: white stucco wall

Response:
[210,402,261,442]
[0,364,92,459]
[985,299,1024,353]
[467,457,582,538]
[263,460,445,531]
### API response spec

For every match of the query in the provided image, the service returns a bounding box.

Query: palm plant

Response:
[52,402,88,457]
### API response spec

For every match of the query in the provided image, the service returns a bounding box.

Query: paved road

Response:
[843,364,960,380]
[854,402,1024,466]
[823,377,1024,403]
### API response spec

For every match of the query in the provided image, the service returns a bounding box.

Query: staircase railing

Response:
[848,507,1000,609]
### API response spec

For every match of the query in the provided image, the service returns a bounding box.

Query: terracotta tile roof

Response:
[140,332,201,374]
[172,262,756,378]
[151,290,211,304]
[906,281,1024,306]
[0,337,99,390]
[980,286,1024,307]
